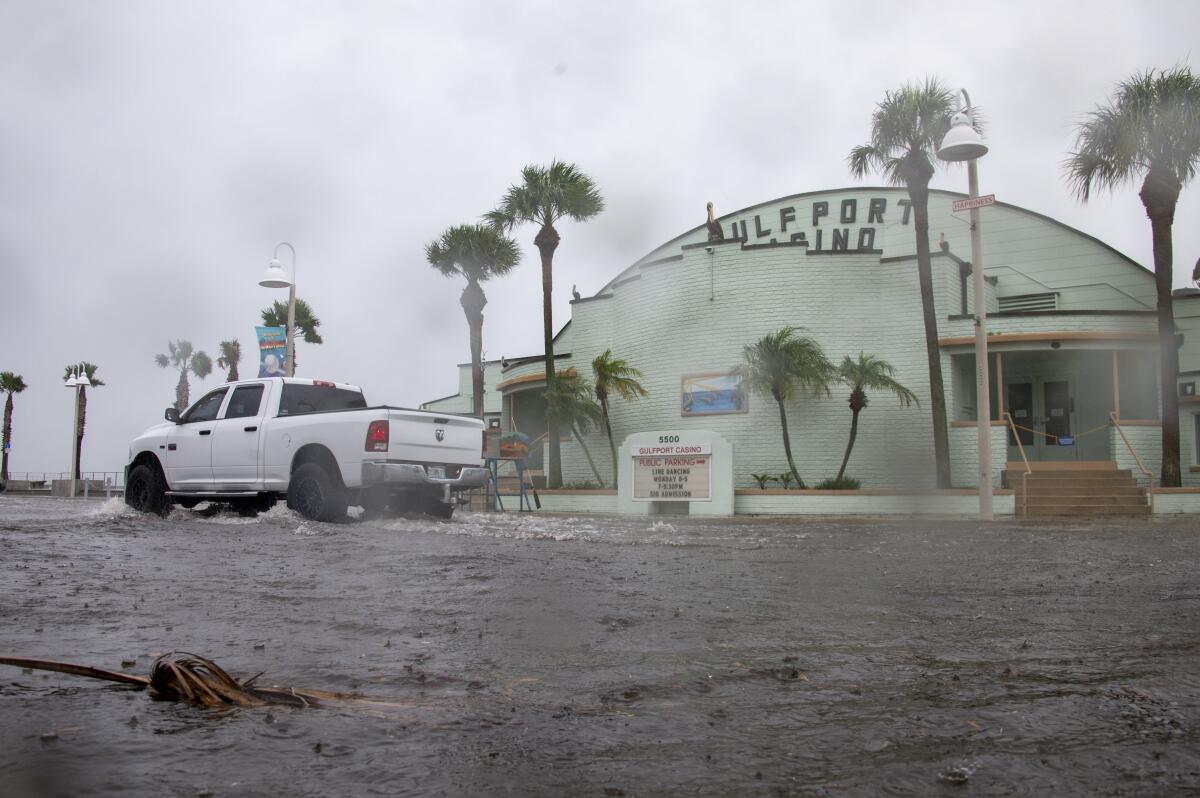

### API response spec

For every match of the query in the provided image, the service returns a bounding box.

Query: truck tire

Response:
[126,463,171,517]
[424,495,455,520]
[287,462,347,522]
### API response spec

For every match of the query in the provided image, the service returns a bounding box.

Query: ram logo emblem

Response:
[435,428,445,442]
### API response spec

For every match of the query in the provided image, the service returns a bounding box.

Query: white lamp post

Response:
[63,367,91,498]
[259,242,297,377]
[937,89,993,521]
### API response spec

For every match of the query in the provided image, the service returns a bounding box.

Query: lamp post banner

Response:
[256,326,288,377]
[952,194,995,212]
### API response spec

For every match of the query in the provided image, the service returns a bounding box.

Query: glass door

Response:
[1005,378,1078,461]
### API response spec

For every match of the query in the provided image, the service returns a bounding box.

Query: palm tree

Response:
[739,327,834,488]
[1,371,27,483]
[1065,67,1200,487]
[426,224,521,417]
[543,371,607,487]
[261,298,323,373]
[155,340,213,411]
[217,339,242,382]
[61,362,104,480]
[486,160,605,488]
[834,353,919,481]
[591,349,648,490]
[848,78,966,488]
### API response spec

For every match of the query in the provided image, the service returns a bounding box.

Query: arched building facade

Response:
[423,187,1200,490]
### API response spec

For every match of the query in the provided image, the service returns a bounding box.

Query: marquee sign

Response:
[632,440,712,501]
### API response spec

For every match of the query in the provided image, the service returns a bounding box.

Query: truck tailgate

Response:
[388,411,482,465]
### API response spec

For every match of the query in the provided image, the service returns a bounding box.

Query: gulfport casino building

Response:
[423,187,1200,491]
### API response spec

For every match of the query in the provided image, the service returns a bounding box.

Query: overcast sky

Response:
[2,0,1198,476]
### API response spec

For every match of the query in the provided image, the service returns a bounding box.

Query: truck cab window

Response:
[223,384,265,419]
[182,389,228,423]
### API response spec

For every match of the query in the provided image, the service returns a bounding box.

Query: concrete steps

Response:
[1004,463,1150,518]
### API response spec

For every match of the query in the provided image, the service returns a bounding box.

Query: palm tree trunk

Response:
[836,407,862,482]
[909,183,952,488]
[1141,172,1182,487]
[176,368,190,412]
[74,387,87,480]
[775,394,805,488]
[461,279,487,418]
[571,423,605,486]
[229,361,239,382]
[2,393,12,483]
[599,395,618,490]
[535,224,562,488]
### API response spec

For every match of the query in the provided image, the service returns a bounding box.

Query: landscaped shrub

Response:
[816,476,861,490]
[750,473,778,490]
[777,472,796,490]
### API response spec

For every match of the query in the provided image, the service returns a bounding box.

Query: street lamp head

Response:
[937,111,989,162]
[259,257,293,288]
[64,373,78,388]
[76,371,92,388]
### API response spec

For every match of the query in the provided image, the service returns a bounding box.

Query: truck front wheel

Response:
[126,463,171,517]
[287,462,347,522]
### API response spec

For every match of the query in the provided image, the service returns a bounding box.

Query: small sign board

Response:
[632,441,712,501]
[1058,436,1075,446]
[952,194,996,212]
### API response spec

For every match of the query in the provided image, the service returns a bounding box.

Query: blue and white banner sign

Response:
[256,326,287,377]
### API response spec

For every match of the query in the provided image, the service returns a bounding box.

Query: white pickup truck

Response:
[125,377,488,521]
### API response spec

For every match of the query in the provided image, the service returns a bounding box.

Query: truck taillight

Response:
[366,420,389,452]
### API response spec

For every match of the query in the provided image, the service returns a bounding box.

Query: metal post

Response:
[968,159,993,520]
[286,280,296,377]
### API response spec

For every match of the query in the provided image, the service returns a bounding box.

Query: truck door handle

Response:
[244,426,258,432]
[199,430,212,436]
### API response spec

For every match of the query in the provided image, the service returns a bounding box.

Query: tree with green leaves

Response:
[486,160,604,488]
[1065,67,1200,487]
[739,327,834,488]
[62,362,104,480]
[1,371,27,483]
[217,339,242,382]
[261,298,323,374]
[848,78,967,488]
[426,223,521,417]
[591,349,648,490]
[155,340,212,412]
[834,352,918,482]
[543,371,607,487]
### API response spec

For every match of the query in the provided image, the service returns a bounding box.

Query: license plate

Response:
[427,466,445,479]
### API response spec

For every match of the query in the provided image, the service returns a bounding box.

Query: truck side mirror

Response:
[165,407,181,424]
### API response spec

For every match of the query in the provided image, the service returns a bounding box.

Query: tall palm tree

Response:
[834,353,918,481]
[426,223,521,417]
[1065,67,1200,488]
[217,339,242,382]
[1,371,27,483]
[486,160,605,488]
[261,298,323,373]
[61,362,104,480]
[739,327,834,488]
[155,340,212,412]
[543,371,607,487]
[591,349,648,490]
[848,78,966,488]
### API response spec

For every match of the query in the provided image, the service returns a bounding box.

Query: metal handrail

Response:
[1002,412,1031,518]
[1109,412,1155,513]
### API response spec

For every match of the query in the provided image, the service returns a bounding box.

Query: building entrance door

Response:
[1006,378,1078,461]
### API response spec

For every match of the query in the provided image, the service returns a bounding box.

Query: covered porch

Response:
[945,331,1162,480]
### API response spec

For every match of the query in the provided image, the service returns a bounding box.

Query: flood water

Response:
[1,495,1198,796]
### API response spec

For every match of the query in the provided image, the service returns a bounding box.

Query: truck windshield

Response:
[279,384,367,416]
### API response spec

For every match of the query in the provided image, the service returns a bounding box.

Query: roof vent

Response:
[998,292,1058,313]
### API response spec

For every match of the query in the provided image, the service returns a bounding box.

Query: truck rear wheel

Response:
[424,495,455,520]
[126,463,171,517]
[287,462,347,522]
